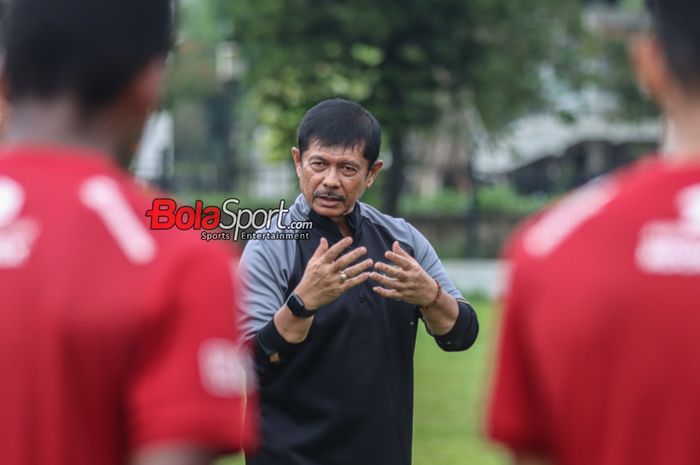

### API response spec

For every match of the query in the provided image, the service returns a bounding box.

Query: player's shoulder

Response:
[50,150,239,266]
[507,157,665,262]
[130,189,240,267]
[0,144,140,204]
[0,145,237,277]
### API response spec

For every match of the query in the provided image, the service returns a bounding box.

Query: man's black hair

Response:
[646,0,700,91]
[297,98,382,167]
[2,0,173,110]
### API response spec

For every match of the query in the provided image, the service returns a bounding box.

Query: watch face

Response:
[287,293,313,317]
[288,294,304,312]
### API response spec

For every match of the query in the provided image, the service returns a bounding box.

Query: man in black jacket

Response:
[241,98,478,465]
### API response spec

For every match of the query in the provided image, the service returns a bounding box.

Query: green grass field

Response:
[220,296,509,465]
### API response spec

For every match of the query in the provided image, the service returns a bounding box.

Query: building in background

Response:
[472,89,660,195]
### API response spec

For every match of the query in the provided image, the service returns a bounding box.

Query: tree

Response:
[165,0,242,191]
[219,0,581,214]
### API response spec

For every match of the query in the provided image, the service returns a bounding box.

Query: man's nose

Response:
[322,167,341,188]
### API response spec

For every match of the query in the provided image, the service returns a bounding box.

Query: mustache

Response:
[313,191,346,201]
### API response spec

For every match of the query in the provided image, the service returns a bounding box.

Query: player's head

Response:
[296,98,382,167]
[645,0,700,91]
[1,0,173,162]
[634,0,700,107]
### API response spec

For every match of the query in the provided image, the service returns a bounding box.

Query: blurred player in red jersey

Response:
[0,98,7,135]
[0,1,257,464]
[489,1,700,465]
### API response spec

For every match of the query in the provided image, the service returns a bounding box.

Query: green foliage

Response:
[469,0,583,127]
[216,0,582,157]
[178,192,294,211]
[548,0,658,122]
[477,184,555,216]
[163,1,230,171]
[399,189,470,215]
[620,0,645,11]
[369,185,552,217]
[182,186,550,222]
[165,1,227,105]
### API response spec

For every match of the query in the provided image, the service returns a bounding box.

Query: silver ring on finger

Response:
[340,270,349,283]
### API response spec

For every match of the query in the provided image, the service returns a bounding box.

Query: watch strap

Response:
[286,292,316,318]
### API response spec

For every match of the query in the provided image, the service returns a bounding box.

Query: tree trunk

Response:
[383,130,406,216]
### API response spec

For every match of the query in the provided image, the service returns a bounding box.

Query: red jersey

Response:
[0,145,257,465]
[489,158,700,465]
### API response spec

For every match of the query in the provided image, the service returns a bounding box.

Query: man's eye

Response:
[310,161,326,170]
[340,166,358,176]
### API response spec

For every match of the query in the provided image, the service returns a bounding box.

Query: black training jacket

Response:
[240,194,479,465]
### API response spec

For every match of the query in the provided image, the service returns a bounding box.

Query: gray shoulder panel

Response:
[238,196,308,341]
[360,202,465,301]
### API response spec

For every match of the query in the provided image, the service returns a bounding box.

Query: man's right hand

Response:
[294,237,373,311]
[272,237,372,347]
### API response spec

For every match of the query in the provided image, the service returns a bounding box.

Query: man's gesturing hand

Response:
[294,237,373,311]
[370,241,438,306]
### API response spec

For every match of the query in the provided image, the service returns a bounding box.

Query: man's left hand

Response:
[370,241,438,306]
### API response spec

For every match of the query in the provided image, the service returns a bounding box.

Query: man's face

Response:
[292,140,383,222]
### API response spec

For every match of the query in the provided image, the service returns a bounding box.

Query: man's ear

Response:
[121,58,167,119]
[291,147,302,178]
[630,34,673,109]
[0,75,9,103]
[366,160,384,187]
[110,58,167,168]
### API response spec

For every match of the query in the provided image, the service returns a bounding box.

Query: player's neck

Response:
[3,98,119,157]
[662,100,700,164]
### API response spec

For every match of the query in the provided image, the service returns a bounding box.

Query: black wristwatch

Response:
[286,292,316,318]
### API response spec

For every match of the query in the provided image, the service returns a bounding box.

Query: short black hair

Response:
[646,0,700,90]
[297,98,382,167]
[2,0,173,110]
